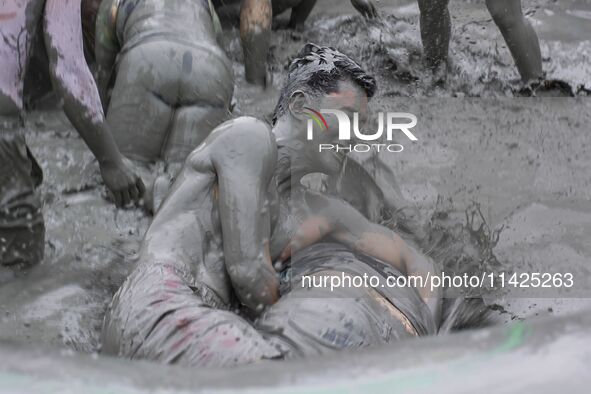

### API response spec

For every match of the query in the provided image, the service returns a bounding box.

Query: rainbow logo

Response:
[304,107,328,131]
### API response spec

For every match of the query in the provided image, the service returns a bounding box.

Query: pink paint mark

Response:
[221,337,239,348]
[0,12,17,21]
[164,279,181,289]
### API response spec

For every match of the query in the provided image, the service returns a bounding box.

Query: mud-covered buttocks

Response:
[102,263,281,367]
[107,40,234,164]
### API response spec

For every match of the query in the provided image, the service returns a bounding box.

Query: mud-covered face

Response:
[304,79,369,174]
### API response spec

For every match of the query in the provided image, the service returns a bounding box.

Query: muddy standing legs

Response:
[417,0,451,72]
[240,0,273,86]
[417,0,543,83]
[486,0,543,82]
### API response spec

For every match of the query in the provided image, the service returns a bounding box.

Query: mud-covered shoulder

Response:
[187,116,277,172]
[210,116,277,159]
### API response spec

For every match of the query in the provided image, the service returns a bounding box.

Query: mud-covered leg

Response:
[106,51,173,164]
[240,0,272,86]
[163,107,229,164]
[417,0,451,73]
[106,50,174,210]
[154,105,229,211]
[486,0,542,83]
[288,0,317,30]
[0,1,46,269]
[163,42,234,164]
[0,129,45,269]
[102,264,281,366]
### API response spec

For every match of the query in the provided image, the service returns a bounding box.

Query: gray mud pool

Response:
[0,0,590,392]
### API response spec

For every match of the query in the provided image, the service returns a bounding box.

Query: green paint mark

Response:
[494,321,527,353]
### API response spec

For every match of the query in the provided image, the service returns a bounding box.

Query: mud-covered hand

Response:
[44,0,145,209]
[100,160,145,207]
[350,0,378,19]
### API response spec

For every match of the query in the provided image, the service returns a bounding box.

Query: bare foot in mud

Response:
[516,78,576,97]
[425,62,448,88]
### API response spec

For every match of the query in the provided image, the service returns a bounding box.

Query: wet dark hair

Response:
[272,43,377,125]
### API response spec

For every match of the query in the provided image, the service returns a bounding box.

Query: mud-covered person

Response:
[214,0,378,86]
[102,44,442,366]
[0,0,144,269]
[84,0,234,210]
[417,0,543,84]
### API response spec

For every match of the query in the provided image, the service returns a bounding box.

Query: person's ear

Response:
[288,90,309,121]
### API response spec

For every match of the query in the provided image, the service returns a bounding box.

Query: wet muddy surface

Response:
[0,0,589,361]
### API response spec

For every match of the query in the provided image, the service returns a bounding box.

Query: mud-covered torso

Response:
[139,161,224,293]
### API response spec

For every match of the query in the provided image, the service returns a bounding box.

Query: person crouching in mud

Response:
[102,44,445,366]
[85,0,234,210]
[417,0,543,84]
[1,0,144,270]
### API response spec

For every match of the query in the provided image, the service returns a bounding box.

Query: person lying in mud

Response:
[0,0,143,268]
[102,44,446,366]
[214,0,378,86]
[417,0,543,84]
[82,0,234,211]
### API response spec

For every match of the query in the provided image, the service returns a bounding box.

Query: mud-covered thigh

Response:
[107,41,234,163]
[101,263,279,367]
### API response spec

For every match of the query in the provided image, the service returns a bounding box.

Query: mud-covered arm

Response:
[95,0,120,108]
[331,202,441,319]
[43,0,144,207]
[283,194,440,318]
[212,118,279,311]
